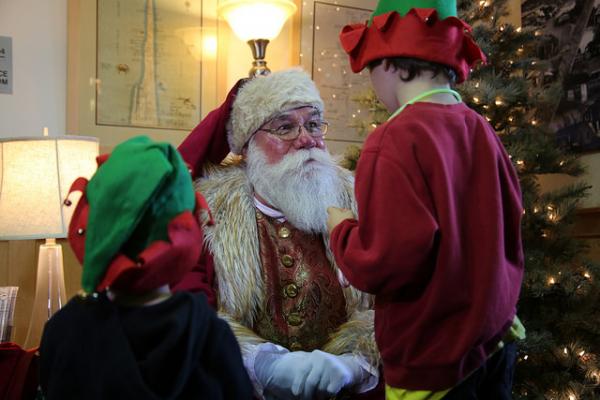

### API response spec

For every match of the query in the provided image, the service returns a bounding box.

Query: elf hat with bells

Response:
[66,136,212,295]
[339,0,486,83]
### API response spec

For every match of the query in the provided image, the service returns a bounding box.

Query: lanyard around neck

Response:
[387,88,462,122]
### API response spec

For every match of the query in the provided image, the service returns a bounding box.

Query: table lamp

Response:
[219,0,297,77]
[0,134,99,348]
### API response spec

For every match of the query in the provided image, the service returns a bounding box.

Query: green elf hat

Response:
[340,0,486,83]
[370,0,457,23]
[66,136,208,294]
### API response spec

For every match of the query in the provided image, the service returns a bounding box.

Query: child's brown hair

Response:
[367,57,457,85]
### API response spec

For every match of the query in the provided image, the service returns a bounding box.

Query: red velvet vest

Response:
[253,210,347,351]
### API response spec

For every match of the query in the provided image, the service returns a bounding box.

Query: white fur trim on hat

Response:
[227,68,325,154]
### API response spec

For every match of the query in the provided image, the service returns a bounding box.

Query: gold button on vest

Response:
[283,283,299,298]
[278,227,291,238]
[287,312,303,326]
[290,340,303,351]
[281,254,294,267]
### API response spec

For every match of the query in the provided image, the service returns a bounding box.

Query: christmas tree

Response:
[343,0,600,398]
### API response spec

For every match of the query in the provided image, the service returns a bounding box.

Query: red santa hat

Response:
[227,68,324,154]
[178,78,247,178]
[178,68,324,176]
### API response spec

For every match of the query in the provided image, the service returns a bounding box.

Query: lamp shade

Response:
[0,136,99,240]
[219,0,297,41]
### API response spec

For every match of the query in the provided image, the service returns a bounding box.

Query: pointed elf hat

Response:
[66,136,211,294]
[339,0,486,83]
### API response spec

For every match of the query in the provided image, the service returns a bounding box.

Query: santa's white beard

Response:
[246,141,344,234]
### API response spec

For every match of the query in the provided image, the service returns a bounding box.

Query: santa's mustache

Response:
[274,147,337,175]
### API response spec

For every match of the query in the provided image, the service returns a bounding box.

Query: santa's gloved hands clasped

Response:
[255,347,365,400]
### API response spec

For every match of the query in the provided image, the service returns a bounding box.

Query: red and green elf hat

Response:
[66,136,212,294]
[339,0,486,83]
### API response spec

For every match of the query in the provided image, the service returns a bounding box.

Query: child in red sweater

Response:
[327,1,525,399]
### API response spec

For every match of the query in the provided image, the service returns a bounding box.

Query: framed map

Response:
[68,0,218,148]
[299,0,377,155]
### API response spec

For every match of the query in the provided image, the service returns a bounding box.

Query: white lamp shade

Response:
[0,136,99,240]
[219,0,297,42]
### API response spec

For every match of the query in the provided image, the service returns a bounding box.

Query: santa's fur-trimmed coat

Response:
[197,163,380,368]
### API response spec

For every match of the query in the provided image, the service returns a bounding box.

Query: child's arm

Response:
[329,148,439,296]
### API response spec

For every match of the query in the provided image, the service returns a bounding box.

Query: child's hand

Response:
[326,207,355,234]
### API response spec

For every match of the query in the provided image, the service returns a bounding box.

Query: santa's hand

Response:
[255,349,363,400]
[299,350,365,400]
[256,351,311,399]
[326,207,355,234]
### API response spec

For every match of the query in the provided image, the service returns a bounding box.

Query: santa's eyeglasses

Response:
[257,120,329,141]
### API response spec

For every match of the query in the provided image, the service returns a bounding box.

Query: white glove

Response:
[255,350,302,399]
[299,350,365,400]
[255,349,365,400]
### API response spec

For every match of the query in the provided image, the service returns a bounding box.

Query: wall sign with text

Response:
[0,36,13,95]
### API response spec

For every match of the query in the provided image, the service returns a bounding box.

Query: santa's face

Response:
[245,132,344,234]
[248,106,327,165]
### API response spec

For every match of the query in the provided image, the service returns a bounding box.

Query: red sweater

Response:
[330,102,524,391]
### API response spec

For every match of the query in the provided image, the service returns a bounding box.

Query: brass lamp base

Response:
[247,39,271,77]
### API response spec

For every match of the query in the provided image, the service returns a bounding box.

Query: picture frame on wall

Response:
[299,0,377,155]
[67,0,218,148]
[522,0,600,153]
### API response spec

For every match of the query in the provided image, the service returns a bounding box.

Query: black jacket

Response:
[40,291,252,399]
